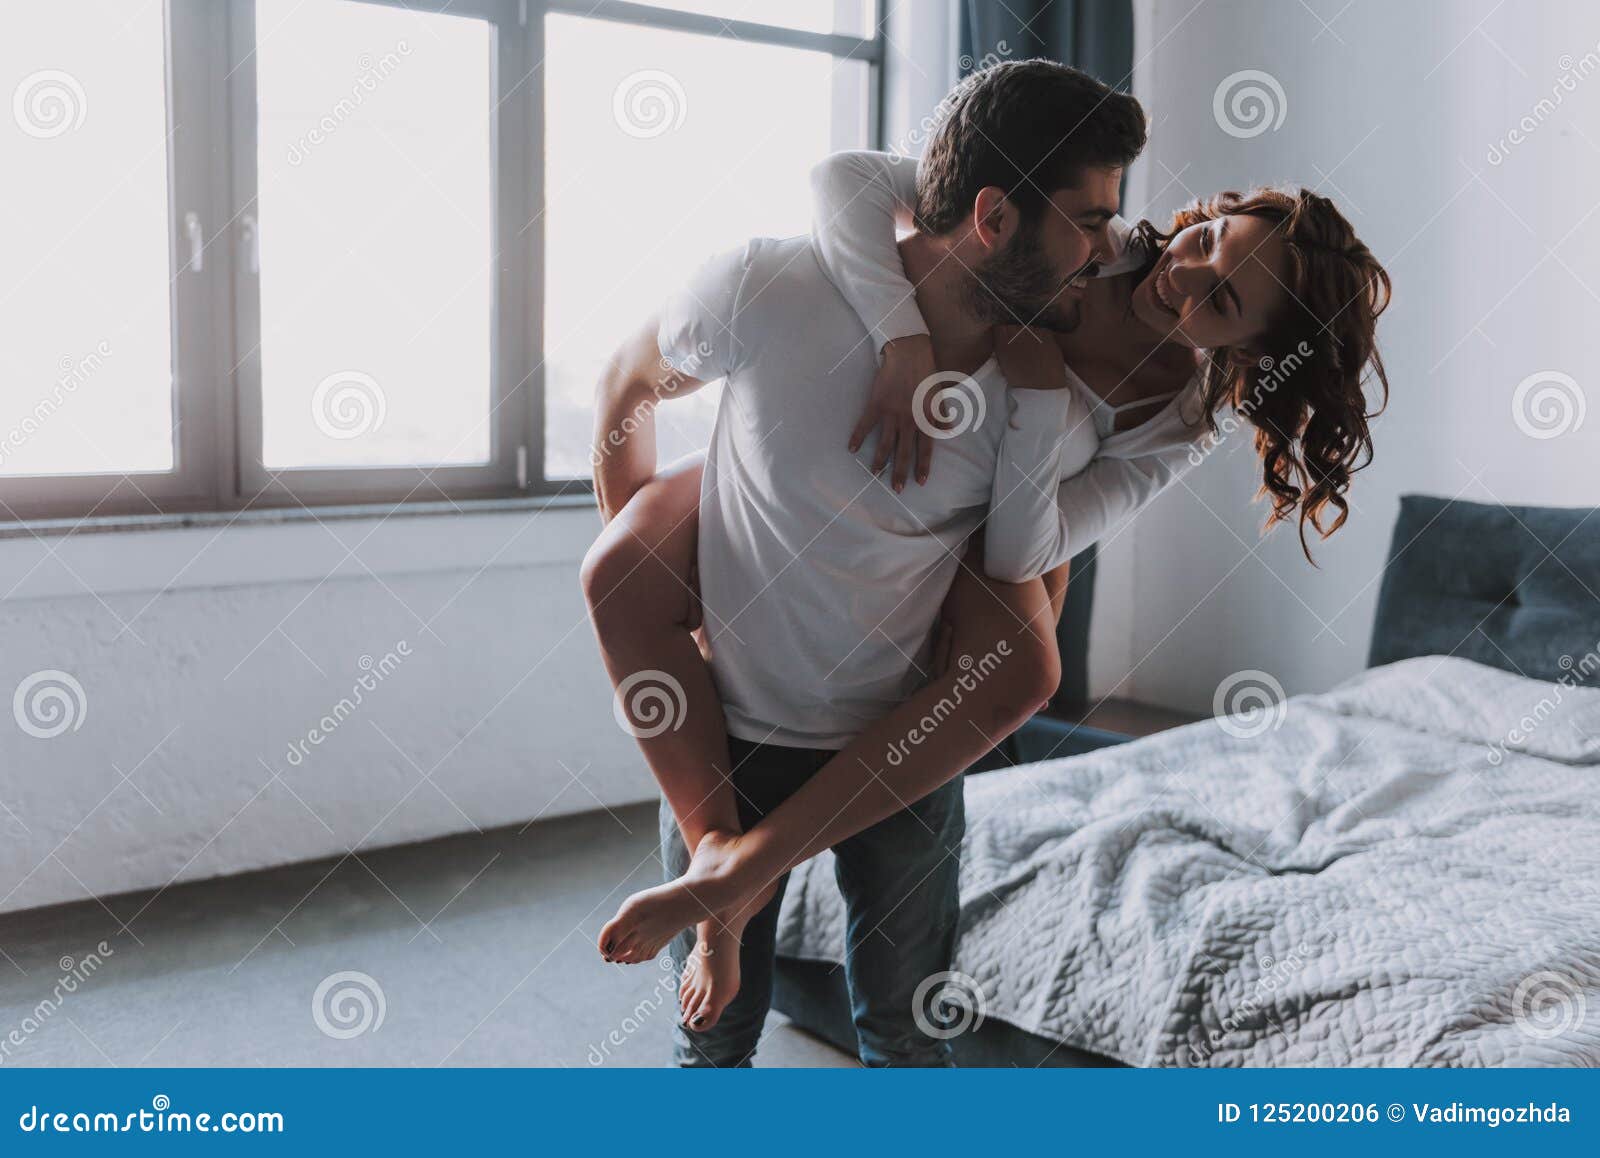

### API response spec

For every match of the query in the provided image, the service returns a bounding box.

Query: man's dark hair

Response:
[914,59,1147,235]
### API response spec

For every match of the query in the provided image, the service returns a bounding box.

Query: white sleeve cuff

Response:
[870,301,932,350]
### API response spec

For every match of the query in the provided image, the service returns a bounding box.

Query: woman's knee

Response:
[579,517,647,623]
[581,463,701,630]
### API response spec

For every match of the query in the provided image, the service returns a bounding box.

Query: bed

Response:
[772,495,1600,1066]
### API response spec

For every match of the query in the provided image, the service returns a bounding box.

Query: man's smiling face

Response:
[967,165,1123,332]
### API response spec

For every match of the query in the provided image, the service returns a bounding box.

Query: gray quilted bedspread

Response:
[774,657,1600,1066]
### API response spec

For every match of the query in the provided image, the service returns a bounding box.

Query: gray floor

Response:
[0,803,854,1067]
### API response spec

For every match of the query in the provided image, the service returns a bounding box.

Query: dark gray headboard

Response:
[1368,495,1600,681]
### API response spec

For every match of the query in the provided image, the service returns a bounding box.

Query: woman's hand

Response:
[992,324,1071,391]
[849,333,937,491]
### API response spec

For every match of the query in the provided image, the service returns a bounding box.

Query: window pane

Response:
[255,0,492,469]
[630,1,876,37]
[543,15,871,479]
[0,2,172,477]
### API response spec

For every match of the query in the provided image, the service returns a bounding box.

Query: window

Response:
[542,3,876,478]
[252,0,494,472]
[0,0,880,521]
[1,1,183,508]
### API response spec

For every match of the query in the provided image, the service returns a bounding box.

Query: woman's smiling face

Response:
[1130,212,1292,351]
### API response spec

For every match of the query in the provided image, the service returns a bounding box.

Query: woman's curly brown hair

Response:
[1133,188,1391,559]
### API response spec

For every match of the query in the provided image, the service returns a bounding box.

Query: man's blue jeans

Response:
[661,735,965,1067]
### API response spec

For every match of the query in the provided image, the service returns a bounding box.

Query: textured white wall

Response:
[0,505,648,915]
[1089,0,1600,712]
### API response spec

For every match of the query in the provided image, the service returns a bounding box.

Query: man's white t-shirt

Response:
[656,235,1096,750]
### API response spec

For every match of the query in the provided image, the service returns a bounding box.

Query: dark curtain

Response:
[960,0,1134,93]
[962,0,1134,711]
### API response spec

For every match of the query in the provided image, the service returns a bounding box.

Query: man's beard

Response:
[963,225,1086,333]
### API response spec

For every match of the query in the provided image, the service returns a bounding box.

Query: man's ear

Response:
[970,186,1015,253]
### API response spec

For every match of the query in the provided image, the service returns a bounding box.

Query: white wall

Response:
[1091,0,1600,712]
[0,504,649,915]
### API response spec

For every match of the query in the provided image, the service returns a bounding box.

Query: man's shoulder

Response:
[711,234,854,324]
[727,234,825,286]
[675,236,815,327]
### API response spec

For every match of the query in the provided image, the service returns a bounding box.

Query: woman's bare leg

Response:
[579,453,748,1029]
[598,551,1065,961]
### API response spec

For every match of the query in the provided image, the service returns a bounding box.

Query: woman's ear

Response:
[1223,345,1262,371]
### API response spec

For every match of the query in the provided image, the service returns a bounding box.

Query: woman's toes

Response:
[692,998,723,1032]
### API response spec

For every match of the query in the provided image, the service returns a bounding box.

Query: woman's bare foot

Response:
[676,921,740,1032]
[598,829,768,965]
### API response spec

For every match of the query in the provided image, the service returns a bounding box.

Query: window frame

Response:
[0,0,884,522]
[0,0,227,521]
[227,0,534,510]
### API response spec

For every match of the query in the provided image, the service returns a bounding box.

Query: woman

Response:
[584,149,1391,1034]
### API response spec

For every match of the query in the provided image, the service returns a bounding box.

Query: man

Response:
[587,61,1147,1065]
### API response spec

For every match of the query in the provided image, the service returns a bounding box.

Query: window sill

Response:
[0,490,596,541]
[0,491,603,603]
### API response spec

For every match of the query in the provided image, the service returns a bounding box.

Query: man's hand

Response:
[992,325,1071,391]
[848,333,937,491]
